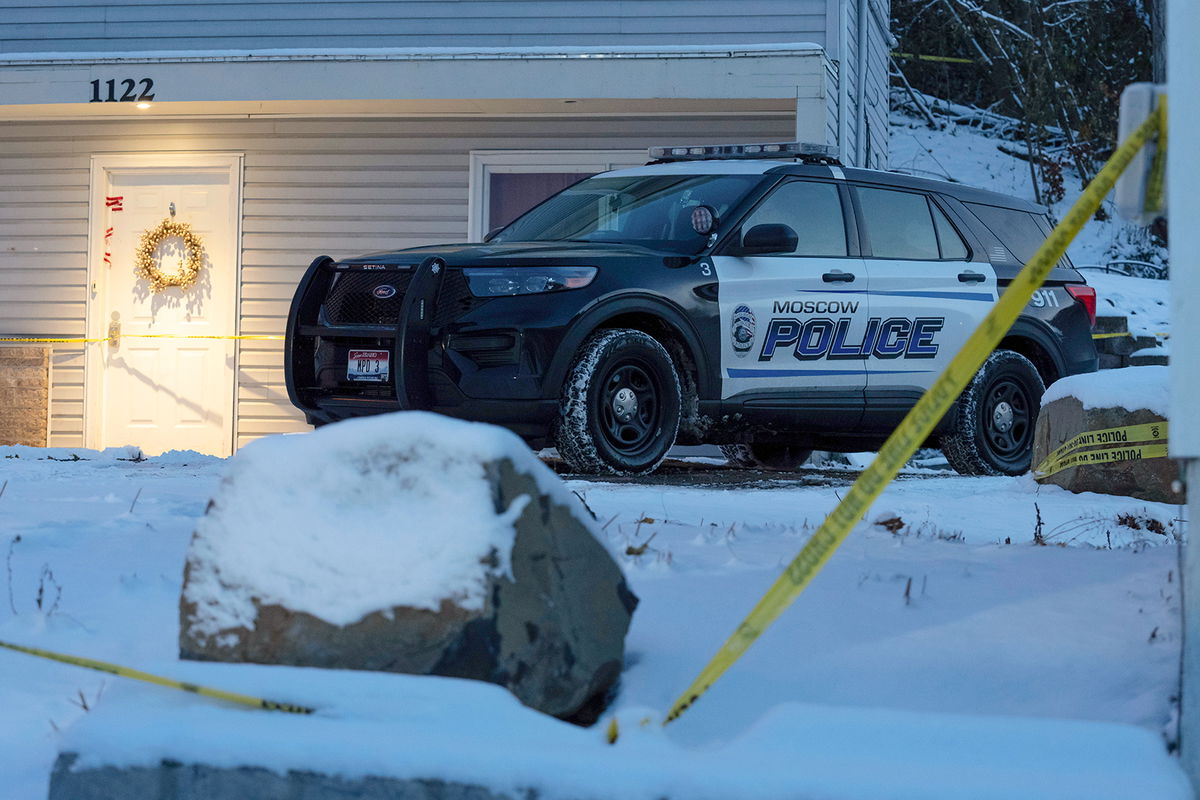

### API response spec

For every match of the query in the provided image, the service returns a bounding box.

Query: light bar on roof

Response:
[648,141,841,164]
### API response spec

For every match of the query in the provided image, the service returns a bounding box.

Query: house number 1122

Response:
[89,79,155,103]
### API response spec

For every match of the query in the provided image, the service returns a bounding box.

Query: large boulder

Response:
[179,412,636,724]
[1033,366,1181,504]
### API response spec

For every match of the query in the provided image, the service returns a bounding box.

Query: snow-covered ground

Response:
[0,108,1182,797]
[0,444,1187,797]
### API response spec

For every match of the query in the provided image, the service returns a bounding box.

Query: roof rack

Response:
[647,141,841,166]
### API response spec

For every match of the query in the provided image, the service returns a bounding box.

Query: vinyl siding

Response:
[0,113,794,448]
[863,0,891,169]
[0,0,831,53]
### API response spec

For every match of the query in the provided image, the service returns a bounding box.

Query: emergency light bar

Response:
[648,141,841,165]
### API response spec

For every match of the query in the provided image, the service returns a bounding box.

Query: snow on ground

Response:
[1087,270,1171,338]
[0,443,1187,797]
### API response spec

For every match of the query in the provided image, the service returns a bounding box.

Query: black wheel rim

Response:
[982,376,1033,461]
[597,360,663,457]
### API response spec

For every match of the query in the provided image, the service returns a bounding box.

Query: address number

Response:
[90,79,155,103]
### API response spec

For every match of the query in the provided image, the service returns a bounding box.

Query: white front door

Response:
[89,155,242,457]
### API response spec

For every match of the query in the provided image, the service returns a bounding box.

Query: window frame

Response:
[467,150,645,241]
[851,184,974,262]
[716,177,859,259]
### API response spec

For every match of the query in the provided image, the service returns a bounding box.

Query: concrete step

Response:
[1093,315,1129,334]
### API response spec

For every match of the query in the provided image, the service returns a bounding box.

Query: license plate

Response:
[347,349,389,382]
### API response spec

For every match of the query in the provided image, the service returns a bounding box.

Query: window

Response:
[857,186,940,260]
[964,203,1048,265]
[738,180,847,256]
[492,173,761,255]
[468,150,644,240]
[931,201,970,260]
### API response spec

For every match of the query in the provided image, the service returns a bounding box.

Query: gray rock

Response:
[1033,395,1182,504]
[48,754,537,800]
[180,442,636,725]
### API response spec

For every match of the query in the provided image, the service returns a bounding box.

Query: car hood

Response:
[338,240,690,267]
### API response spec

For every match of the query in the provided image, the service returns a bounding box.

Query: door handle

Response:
[958,271,987,283]
[822,271,855,283]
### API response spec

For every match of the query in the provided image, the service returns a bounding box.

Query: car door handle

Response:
[822,271,855,283]
[958,271,987,283]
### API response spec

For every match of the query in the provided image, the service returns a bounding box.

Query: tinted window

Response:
[931,201,969,260]
[964,203,1046,264]
[739,180,847,256]
[857,187,940,260]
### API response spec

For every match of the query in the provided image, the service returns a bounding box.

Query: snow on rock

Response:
[1042,366,1169,417]
[179,411,636,722]
[48,668,1191,800]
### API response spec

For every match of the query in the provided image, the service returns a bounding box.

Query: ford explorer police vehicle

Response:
[285,142,1098,476]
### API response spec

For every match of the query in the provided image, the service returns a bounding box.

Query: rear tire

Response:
[941,350,1045,476]
[720,443,813,471]
[554,329,681,475]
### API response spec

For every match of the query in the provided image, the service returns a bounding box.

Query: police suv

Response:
[285,142,1098,476]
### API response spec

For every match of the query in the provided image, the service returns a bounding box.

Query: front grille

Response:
[433,269,492,328]
[323,271,413,325]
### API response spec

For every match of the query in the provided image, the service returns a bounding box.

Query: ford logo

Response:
[372,285,397,299]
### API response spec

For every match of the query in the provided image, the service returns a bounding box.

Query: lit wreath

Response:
[133,219,206,292]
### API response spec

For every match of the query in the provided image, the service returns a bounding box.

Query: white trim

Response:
[2,50,826,109]
[2,43,825,67]
[84,152,244,454]
[467,149,644,241]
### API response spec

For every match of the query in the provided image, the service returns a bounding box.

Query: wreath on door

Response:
[133,218,206,292]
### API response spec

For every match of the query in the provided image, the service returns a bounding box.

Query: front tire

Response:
[554,329,681,475]
[941,350,1045,476]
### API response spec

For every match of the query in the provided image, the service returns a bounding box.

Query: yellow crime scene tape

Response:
[0,639,315,715]
[662,99,1168,725]
[891,51,976,64]
[0,335,283,343]
[1091,331,1169,340]
[1035,442,1170,479]
[1033,420,1169,479]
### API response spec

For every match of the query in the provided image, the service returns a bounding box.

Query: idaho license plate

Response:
[347,349,390,382]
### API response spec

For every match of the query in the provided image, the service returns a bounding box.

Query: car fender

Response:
[1001,316,1069,383]
[545,292,714,399]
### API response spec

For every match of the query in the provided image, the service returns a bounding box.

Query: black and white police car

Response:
[285,142,1098,476]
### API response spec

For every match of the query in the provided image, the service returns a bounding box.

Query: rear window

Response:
[964,203,1047,264]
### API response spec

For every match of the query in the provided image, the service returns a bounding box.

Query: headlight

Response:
[462,266,597,297]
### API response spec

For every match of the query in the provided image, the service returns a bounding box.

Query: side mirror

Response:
[735,223,798,256]
[483,226,505,243]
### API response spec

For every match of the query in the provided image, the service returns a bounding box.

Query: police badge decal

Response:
[731,304,756,357]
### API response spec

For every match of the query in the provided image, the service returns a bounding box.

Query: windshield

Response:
[491,174,762,254]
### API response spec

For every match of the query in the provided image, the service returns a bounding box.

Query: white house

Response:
[0,0,891,455]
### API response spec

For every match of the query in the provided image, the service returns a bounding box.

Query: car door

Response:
[712,178,870,429]
[852,185,996,430]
